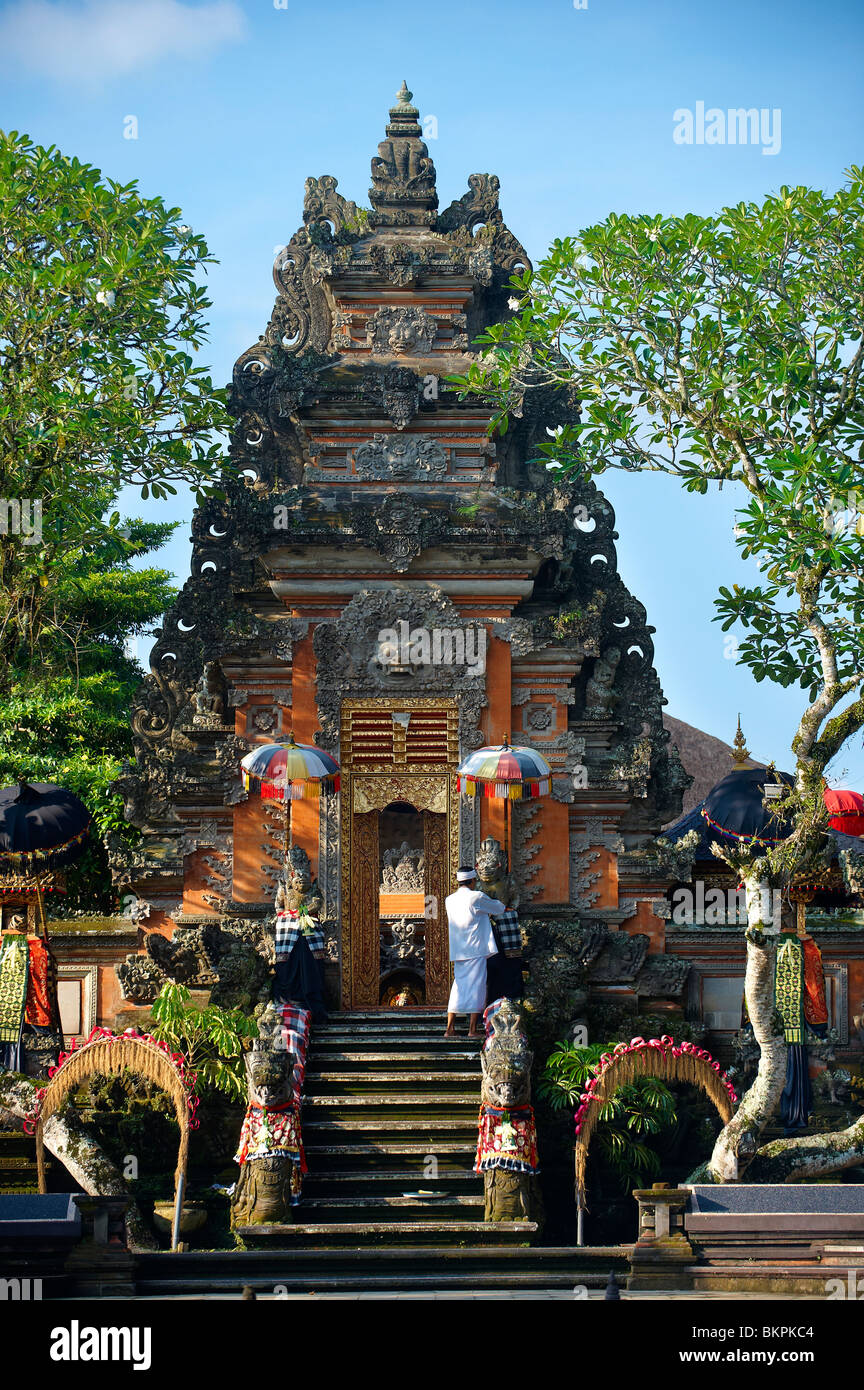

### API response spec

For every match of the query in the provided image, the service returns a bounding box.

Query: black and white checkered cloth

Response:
[275,912,326,962]
[492,908,522,955]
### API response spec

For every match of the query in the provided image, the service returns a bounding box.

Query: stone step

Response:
[233,1220,537,1246]
[304,1070,479,1087]
[304,1145,476,1172]
[313,1022,458,1036]
[302,1168,478,1193]
[134,1245,629,1295]
[302,1093,478,1110]
[303,1115,476,1134]
[300,1195,485,1218]
[308,1049,480,1065]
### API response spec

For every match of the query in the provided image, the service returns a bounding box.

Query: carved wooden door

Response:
[423,810,450,1005]
[349,810,380,1007]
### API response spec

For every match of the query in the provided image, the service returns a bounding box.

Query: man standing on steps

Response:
[444,868,506,1038]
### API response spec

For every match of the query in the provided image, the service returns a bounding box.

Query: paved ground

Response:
[98,1288,823,1300]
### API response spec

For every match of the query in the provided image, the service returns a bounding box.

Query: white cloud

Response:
[0,0,246,80]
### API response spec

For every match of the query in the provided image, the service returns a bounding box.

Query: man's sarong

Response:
[448,956,488,1013]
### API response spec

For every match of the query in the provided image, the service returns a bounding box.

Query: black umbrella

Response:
[0,781,92,872]
[701,767,794,847]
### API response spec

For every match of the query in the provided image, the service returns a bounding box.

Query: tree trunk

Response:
[0,1073,157,1251]
[708,878,786,1181]
[745,1112,864,1183]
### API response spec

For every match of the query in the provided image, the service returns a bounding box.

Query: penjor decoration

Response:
[573,1035,737,1233]
[773,920,828,1132]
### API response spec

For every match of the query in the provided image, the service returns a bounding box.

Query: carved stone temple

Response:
[112,83,691,1015]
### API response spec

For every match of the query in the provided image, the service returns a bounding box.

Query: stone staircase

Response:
[136,1010,631,1295]
[297,1008,503,1240]
[0,1128,55,1193]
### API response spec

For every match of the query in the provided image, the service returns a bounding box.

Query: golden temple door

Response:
[340,698,459,1009]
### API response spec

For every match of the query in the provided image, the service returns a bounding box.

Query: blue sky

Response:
[2,0,863,783]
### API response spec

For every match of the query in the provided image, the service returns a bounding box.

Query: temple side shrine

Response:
[112,83,690,1014]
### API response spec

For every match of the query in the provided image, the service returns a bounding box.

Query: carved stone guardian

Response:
[231,1005,300,1229]
[191,661,229,728]
[475,1001,542,1227]
[475,835,518,909]
[275,845,323,924]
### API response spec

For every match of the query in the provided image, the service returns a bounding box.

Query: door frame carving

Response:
[340,697,459,1009]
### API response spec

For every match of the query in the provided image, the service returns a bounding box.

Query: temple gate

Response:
[112,83,687,1016]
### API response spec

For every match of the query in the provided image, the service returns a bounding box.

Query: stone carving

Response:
[275,845,323,920]
[379,366,421,430]
[365,306,438,357]
[478,1001,543,1226]
[117,920,272,1010]
[475,835,518,909]
[354,432,447,480]
[381,842,425,893]
[231,1006,298,1230]
[584,647,621,718]
[621,829,700,884]
[302,174,364,234]
[525,704,553,731]
[369,83,438,227]
[512,802,543,902]
[191,661,228,728]
[369,241,432,287]
[381,917,425,970]
[312,587,487,754]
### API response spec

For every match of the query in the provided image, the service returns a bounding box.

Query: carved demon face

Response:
[481,1056,531,1110]
[246,1047,295,1109]
[387,319,418,355]
[476,836,507,883]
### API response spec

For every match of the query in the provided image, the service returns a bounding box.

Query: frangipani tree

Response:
[456,169,864,1181]
[0,131,231,669]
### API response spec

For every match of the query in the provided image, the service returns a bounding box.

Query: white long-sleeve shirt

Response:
[445,886,507,961]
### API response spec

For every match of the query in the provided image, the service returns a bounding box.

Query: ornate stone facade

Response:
[111,83,688,1013]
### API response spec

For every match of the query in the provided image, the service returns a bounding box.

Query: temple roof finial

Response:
[731,715,751,768]
[369,80,438,227]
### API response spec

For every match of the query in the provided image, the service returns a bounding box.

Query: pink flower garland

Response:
[22,1025,200,1134]
[573,1035,738,1136]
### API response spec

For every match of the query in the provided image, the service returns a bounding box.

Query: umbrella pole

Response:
[35,883,47,938]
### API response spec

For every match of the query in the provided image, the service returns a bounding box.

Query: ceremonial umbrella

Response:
[240,734,340,854]
[0,780,92,929]
[456,738,553,862]
[700,766,795,847]
[0,780,93,1038]
[824,788,864,838]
